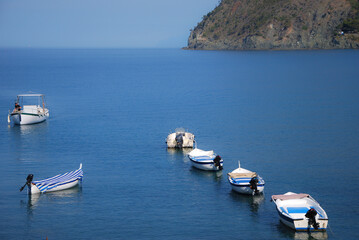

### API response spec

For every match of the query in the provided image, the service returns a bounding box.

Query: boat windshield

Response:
[17,94,45,107]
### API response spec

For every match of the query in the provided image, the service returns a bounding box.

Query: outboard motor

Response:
[213,155,223,170]
[305,208,319,230]
[249,176,259,194]
[175,133,184,148]
[20,174,34,192]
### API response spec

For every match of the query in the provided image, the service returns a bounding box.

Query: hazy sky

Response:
[0,0,219,48]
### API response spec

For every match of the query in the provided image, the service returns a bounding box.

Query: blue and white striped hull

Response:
[229,181,265,194]
[190,160,223,171]
[188,157,223,171]
[29,179,80,194]
[276,209,328,231]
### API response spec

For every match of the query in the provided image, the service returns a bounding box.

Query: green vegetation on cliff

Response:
[187,0,359,50]
[341,0,359,32]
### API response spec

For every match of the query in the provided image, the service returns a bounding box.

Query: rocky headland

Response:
[186,0,359,50]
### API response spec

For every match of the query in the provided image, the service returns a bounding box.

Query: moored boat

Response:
[228,162,265,195]
[271,192,328,231]
[8,94,49,125]
[188,148,223,171]
[20,164,83,195]
[166,128,195,148]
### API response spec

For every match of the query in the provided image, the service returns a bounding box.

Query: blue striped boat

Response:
[271,192,328,231]
[188,148,223,171]
[228,162,265,195]
[28,164,83,194]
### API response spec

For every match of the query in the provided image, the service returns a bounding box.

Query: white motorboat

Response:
[188,148,223,171]
[166,128,195,148]
[271,192,328,231]
[228,162,265,195]
[20,164,83,195]
[8,94,49,125]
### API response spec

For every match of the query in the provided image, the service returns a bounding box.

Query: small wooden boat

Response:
[271,192,328,231]
[228,161,265,195]
[188,148,223,171]
[8,94,49,125]
[166,128,195,148]
[20,164,83,195]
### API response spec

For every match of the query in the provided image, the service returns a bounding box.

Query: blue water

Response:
[0,49,358,239]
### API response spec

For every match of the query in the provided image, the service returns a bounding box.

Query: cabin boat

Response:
[166,128,195,148]
[8,94,49,125]
[228,162,265,195]
[271,192,328,231]
[20,164,83,195]
[188,148,223,171]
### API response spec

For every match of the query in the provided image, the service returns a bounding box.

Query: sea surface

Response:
[0,49,358,239]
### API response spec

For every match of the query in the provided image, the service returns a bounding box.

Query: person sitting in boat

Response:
[14,102,21,112]
[249,176,259,194]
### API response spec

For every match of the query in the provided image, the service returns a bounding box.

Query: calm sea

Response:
[0,49,358,239]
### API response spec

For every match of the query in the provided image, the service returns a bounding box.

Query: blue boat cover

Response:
[33,165,83,193]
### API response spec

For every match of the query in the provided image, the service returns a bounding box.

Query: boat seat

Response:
[280,207,287,214]
[281,206,325,218]
[286,207,309,213]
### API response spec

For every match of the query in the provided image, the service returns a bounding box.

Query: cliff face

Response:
[187,0,359,50]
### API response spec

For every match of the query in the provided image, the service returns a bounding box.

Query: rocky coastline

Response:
[186,0,359,50]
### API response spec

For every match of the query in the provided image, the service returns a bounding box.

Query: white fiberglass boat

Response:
[8,94,49,125]
[166,128,195,148]
[188,148,223,171]
[20,164,83,195]
[271,192,328,231]
[228,162,265,195]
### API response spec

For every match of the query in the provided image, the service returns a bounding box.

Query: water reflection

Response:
[17,122,48,136]
[8,122,49,162]
[276,223,328,239]
[190,166,223,181]
[166,148,192,163]
[229,191,265,213]
[21,186,83,216]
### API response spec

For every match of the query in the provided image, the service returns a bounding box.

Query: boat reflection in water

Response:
[18,122,48,136]
[166,147,192,163]
[190,165,223,180]
[23,186,83,214]
[229,191,265,213]
[276,223,328,240]
[9,123,49,163]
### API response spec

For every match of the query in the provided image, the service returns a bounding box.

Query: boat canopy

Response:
[32,164,83,193]
[18,94,44,97]
[228,172,257,178]
[189,148,214,157]
[272,193,309,201]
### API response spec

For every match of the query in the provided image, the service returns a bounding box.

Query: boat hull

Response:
[230,182,265,194]
[277,209,328,231]
[11,112,49,125]
[29,179,80,195]
[189,158,223,171]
